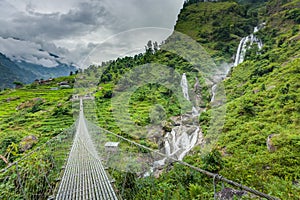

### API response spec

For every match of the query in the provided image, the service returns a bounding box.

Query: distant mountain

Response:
[0,53,77,89]
[0,53,36,89]
[16,61,77,81]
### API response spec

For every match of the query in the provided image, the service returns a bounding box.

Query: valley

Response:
[0,0,299,199]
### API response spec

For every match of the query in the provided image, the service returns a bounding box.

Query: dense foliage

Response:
[177,0,300,199]
[0,76,75,168]
[94,47,210,141]
[0,0,299,199]
[99,0,300,199]
[176,1,263,63]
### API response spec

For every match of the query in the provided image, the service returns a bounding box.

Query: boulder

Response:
[216,188,247,200]
[19,135,38,152]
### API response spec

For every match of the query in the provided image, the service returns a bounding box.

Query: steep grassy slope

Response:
[83,1,300,198]
[175,1,262,62]
[178,0,300,198]
[0,75,77,198]
[0,0,299,199]
[218,0,300,197]
[0,76,75,168]
[94,50,207,141]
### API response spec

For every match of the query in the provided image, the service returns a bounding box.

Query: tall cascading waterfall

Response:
[154,73,201,167]
[212,24,264,102]
[210,84,217,102]
[234,24,264,66]
[181,73,190,101]
[154,24,264,168]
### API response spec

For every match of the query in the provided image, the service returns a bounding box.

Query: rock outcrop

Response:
[19,135,38,152]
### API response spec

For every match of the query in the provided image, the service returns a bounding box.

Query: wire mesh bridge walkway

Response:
[56,99,117,200]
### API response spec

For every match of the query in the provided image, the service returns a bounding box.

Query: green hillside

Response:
[0,53,36,89]
[175,0,300,198]
[0,76,75,167]
[89,1,299,198]
[219,0,300,197]
[175,1,262,62]
[0,52,77,90]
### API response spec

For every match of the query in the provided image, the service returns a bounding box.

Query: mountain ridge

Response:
[0,52,77,89]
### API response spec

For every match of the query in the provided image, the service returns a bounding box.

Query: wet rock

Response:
[19,135,38,152]
[216,188,247,200]
[182,117,195,126]
[161,121,172,132]
[146,125,165,144]
[187,127,198,135]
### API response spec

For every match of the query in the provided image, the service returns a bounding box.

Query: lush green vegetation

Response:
[216,0,300,197]
[95,0,300,199]
[175,0,300,199]
[176,1,264,63]
[0,76,77,199]
[76,0,300,199]
[94,48,210,141]
[0,126,75,199]
[0,0,299,199]
[0,76,75,168]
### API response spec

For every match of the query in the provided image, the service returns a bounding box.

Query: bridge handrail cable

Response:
[98,126,279,200]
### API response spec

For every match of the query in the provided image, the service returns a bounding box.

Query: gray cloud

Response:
[3,1,110,40]
[0,37,68,67]
[0,0,184,67]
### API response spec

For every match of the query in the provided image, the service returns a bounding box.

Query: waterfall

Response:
[192,106,199,116]
[234,25,264,66]
[165,141,171,156]
[181,73,190,101]
[210,84,217,102]
[234,37,247,66]
[153,73,202,168]
[210,63,232,103]
[181,73,199,115]
[178,127,199,160]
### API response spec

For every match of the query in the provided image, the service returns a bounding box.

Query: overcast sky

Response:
[0,0,184,68]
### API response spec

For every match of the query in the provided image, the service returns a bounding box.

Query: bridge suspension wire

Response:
[98,126,279,200]
[0,96,280,199]
[0,120,77,174]
[56,99,117,200]
[0,122,76,199]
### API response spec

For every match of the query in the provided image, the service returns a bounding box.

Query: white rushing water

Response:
[192,106,199,116]
[181,73,190,101]
[234,25,264,66]
[154,24,264,169]
[154,73,201,167]
[210,84,217,103]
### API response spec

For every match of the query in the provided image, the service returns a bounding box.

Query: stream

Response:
[153,24,264,169]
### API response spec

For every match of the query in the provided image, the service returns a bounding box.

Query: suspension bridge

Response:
[0,98,279,200]
[55,99,117,199]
